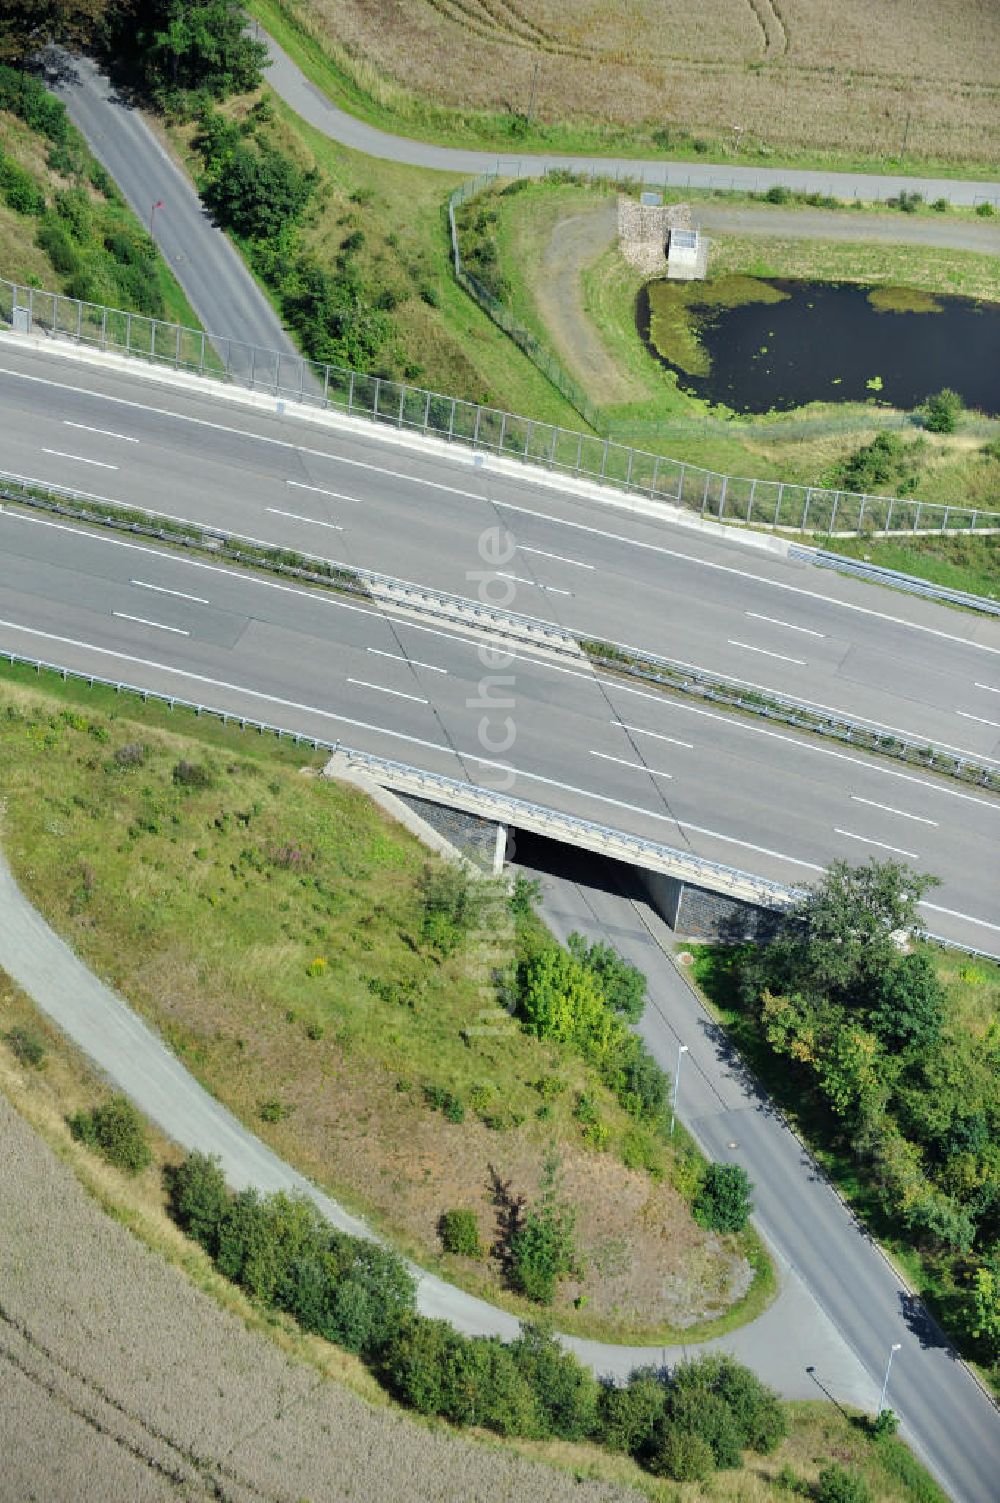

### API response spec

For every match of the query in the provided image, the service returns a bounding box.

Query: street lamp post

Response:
[877,1342,902,1419]
[149,199,164,237]
[669,1042,689,1136]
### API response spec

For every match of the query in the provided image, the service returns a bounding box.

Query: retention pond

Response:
[638,276,1000,415]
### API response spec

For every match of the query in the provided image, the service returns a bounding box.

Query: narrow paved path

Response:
[0,848,838,1384]
[257,27,1000,208]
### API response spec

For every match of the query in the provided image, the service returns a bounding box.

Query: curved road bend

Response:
[256,27,1000,208]
[1,808,999,1503]
[1,343,999,777]
[518,840,1000,1503]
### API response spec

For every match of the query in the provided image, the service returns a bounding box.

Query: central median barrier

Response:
[3,470,998,794]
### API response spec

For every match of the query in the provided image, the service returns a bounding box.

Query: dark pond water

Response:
[637,278,1000,415]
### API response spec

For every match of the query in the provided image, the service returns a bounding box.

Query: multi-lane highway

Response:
[2,341,999,774]
[1,455,998,951]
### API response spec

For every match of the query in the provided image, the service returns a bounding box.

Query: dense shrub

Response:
[924,387,964,433]
[36,218,79,275]
[172,759,213,789]
[69,1095,152,1175]
[832,431,925,495]
[131,0,269,105]
[567,932,646,1022]
[167,1150,229,1255]
[647,1421,715,1481]
[203,140,313,240]
[0,64,68,143]
[509,1324,599,1439]
[0,155,45,215]
[694,1163,754,1233]
[595,1368,666,1454]
[438,1208,482,1257]
[418,864,478,955]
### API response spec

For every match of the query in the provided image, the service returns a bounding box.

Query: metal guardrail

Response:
[586,640,1000,786]
[6,471,997,790]
[3,645,998,958]
[790,546,1000,616]
[0,471,577,653]
[0,646,798,909]
[3,274,998,540]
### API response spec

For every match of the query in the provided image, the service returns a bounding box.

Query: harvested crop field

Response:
[0,672,764,1344]
[263,0,1000,166]
[0,1075,642,1502]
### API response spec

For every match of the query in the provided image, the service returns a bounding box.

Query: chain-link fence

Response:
[3,274,998,538]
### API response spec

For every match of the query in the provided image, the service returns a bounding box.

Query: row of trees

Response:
[733,860,1000,1363]
[167,1150,784,1481]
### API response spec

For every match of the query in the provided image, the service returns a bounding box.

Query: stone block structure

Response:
[617,196,707,279]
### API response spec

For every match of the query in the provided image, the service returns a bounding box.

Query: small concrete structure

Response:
[617,195,709,280]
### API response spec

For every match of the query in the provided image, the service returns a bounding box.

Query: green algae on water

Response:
[868,285,943,314]
[644,275,789,377]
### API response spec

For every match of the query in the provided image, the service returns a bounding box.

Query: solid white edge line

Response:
[112,611,189,636]
[347,677,429,704]
[974,682,1000,694]
[41,447,118,470]
[5,361,999,660]
[610,680,1000,812]
[849,796,938,827]
[834,828,919,861]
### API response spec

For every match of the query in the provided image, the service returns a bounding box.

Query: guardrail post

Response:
[858,496,867,531]
[448,398,456,438]
[174,325,181,367]
[802,488,812,531]
[885,498,894,532]
[773,483,784,526]
[100,305,107,349]
[125,310,132,354]
[625,449,634,490]
[498,411,507,453]
[399,385,407,428]
[76,300,82,340]
[941,506,950,531]
[829,494,839,532]
[717,474,728,517]
[701,473,711,514]
[651,455,660,497]
[323,365,330,406]
[472,404,481,444]
[600,438,609,478]
[422,391,431,432]
[347,372,355,414]
[746,477,756,522]
[913,501,922,532]
[198,330,205,373]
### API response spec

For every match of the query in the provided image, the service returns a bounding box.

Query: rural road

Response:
[2,832,999,1503]
[8,41,998,1502]
[256,26,1000,209]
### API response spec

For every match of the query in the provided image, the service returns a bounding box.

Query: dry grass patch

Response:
[255,0,1000,167]
[0,675,764,1343]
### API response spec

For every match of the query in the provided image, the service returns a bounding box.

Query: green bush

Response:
[203,140,314,240]
[509,1324,599,1439]
[672,1353,786,1453]
[924,388,964,433]
[567,933,647,1022]
[816,1463,872,1503]
[167,1150,229,1255]
[0,64,68,143]
[438,1208,482,1257]
[131,0,269,104]
[872,1407,898,1437]
[975,200,996,217]
[694,1163,753,1233]
[69,1095,152,1175]
[172,759,213,789]
[595,1368,666,1454]
[765,185,791,204]
[418,863,478,955]
[0,157,45,216]
[832,431,925,495]
[36,218,79,276]
[5,1024,47,1068]
[647,1421,715,1481]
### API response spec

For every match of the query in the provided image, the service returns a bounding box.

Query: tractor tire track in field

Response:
[0,1301,276,1503]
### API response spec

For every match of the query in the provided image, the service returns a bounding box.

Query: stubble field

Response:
[258,0,1000,167]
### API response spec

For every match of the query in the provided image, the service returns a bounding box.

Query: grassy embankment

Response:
[457,177,1000,590]
[0,664,773,1346]
[245,0,1000,180]
[0,77,202,330]
[687,941,1000,1399]
[0,971,946,1503]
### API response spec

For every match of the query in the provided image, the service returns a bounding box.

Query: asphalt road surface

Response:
[257,26,1000,209]
[46,52,299,370]
[2,820,999,1503]
[520,840,1000,1503]
[1,342,998,777]
[0,507,997,954]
